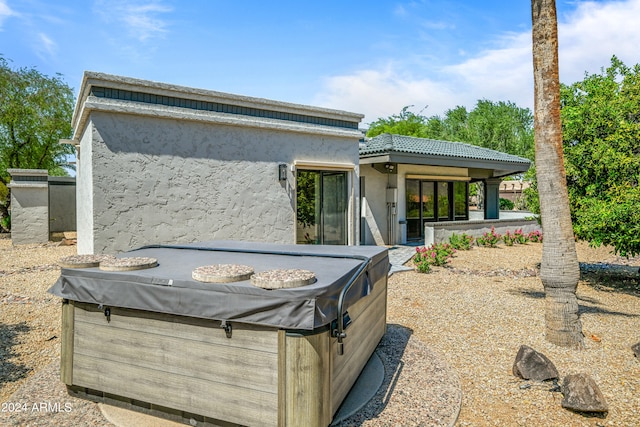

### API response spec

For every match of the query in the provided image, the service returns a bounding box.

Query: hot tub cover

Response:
[48,241,389,330]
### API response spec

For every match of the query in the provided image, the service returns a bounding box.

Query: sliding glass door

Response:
[406,179,468,240]
[296,170,348,245]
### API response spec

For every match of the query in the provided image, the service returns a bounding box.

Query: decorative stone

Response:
[512,345,559,381]
[251,269,316,289]
[58,254,117,269]
[632,341,640,358]
[561,373,609,413]
[192,264,254,283]
[99,257,158,271]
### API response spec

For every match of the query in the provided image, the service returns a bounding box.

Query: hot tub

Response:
[49,241,389,427]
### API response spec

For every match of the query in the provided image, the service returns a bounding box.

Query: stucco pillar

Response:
[484,178,502,220]
[8,169,50,244]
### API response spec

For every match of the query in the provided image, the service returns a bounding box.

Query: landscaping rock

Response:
[561,373,609,413]
[632,342,640,358]
[512,345,559,381]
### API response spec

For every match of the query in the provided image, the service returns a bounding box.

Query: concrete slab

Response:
[331,352,385,424]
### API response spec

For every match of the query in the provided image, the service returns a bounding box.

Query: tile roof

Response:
[360,133,531,165]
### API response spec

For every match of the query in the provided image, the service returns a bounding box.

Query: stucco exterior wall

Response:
[360,166,391,246]
[84,111,358,254]
[8,169,49,244]
[77,125,95,254]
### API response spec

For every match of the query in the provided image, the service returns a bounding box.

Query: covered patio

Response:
[359,133,531,246]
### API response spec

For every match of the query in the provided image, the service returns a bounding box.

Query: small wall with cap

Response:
[8,169,76,244]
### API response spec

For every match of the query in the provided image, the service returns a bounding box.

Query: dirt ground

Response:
[0,237,638,426]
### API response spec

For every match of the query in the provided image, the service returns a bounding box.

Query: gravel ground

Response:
[390,242,639,427]
[1,238,638,426]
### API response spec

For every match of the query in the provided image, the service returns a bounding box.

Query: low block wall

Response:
[425,218,541,247]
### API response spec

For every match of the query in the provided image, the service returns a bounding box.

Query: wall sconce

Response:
[278,164,287,181]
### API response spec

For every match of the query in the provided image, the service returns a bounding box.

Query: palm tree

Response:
[531,0,583,348]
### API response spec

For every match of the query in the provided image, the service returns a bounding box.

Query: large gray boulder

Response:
[512,345,559,381]
[561,373,608,413]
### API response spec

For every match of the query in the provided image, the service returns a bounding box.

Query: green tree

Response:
[532,0,582,348]
[561,56,640,257]
[465,100,534,159]
[0,56,75,226]
[366,105,430,138]
[366,101,534,161]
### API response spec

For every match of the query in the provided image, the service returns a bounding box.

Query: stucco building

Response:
[66,72,531,253]
[359,134,531,245]
[70,72,363,254]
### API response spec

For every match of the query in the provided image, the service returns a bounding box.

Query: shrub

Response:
[500,198,515,210]
[514,228,528,244]
[449,232,474,250]
[413,242,457,273]
[0,214,10,232]
[477,227,502,248]
[502,230,516,246]
[528,230,543,243]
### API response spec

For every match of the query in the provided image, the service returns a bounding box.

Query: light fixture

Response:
[278,164,287,181]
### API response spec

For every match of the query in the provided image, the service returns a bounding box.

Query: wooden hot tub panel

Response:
[61,276,387,427]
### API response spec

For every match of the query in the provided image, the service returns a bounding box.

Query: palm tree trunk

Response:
[531,0,583,348]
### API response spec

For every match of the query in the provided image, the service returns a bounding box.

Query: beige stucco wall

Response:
[80,111,359,254]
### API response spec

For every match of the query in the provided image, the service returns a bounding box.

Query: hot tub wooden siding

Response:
[60,275,387,427]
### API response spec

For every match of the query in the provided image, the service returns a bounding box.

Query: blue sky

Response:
[2,0,640,125]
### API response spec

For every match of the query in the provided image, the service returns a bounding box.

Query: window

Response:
[406,179,469,240]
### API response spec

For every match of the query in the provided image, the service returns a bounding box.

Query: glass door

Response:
[296,170,348,245]
[406,179,468,240]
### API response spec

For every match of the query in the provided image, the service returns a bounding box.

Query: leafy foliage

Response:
[413,242,456,273]
[527,230,543,243]
[0,56,75,179]
[0,56,75,227]
[366,100,534,161]
[476,227,502,247]
[502,228,528,246]
[448,232,474,250]
[366,106,430,138]
[561,56,640,256]
[499,198,515,210]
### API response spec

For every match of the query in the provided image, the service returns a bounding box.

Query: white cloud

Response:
[36,32,57,58]
[315,0,640,123]
[0,0,17,29]
[557,0,640,82]
[313,65,460,126]
[95,0,172,42]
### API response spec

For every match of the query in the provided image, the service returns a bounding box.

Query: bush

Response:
[413,242,457,273]
[502,228,529,246]
[0,214,10,232]
[500,198,515,210]
[527,230,543,243]
[514,228,528,244]
[449,233,474,250]
[477,227,502,247]
[502,230,516,246]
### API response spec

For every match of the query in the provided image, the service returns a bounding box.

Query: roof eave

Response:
[359,150,530,172]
